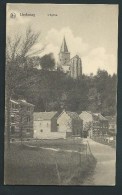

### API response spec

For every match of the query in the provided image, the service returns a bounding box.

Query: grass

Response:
[4,139,96,185]
[23,138,85,151]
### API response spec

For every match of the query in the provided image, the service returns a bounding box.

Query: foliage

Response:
[12,67,117,116]
[39,53,55,70]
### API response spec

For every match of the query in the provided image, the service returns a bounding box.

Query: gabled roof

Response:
[57,110,82,122]
[79,111,107,121]
[67,111,82,121]
[60,37,69,53]
[93,113,108,121]
[10,99,34,106]
[33,112,57,120]
[105,116,116,123]
[10,99,19,104]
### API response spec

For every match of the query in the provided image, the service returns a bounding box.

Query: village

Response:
[8,37,116,145]
[4,4,117,185]
[9,98,116,145]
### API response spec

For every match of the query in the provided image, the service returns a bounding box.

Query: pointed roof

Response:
[60,37,69,53]
[33,112,57,120]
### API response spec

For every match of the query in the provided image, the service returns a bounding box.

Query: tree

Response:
[5,26,41,150]
[40,53,55,70]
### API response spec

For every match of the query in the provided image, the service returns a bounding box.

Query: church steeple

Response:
[60,37,69,53]
[59,37,70,66]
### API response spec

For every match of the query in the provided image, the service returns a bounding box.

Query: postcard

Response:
[4,3,118,185]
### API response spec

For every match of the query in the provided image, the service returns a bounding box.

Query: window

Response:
[40,129,43,132]
[27,129,30,133]
[11,126,15,134]
[27,116,30,122]
[11,116,15,123]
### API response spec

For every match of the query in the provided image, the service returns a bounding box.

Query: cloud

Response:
[43,27,89,61]
[6,16,117,75]
[83,47,117,75]
[37,27,117,75]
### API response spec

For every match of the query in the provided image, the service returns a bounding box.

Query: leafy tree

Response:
[40,53,55,70]
[5,26,41,150]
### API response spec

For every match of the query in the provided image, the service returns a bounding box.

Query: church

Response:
[57,37,82,79]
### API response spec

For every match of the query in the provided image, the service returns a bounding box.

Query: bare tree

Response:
[5,26,42,151]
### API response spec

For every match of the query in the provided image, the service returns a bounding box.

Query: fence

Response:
[54,139,95,185]
[9,138,96,185]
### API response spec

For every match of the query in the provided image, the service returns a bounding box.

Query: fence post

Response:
[55,158,61,185]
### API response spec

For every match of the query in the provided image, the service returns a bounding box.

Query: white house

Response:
[33,112,66,139]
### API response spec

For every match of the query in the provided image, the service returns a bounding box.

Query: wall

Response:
[51,117,57,132]
[10,102,34,138]
[33,119,66,139]
[79,112,93,130]
[72,119,83,137]
[57,112,72,133]
[59,52,70,66]
[20,105,34,138]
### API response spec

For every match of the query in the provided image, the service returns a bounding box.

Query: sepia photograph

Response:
[4,3,118,185]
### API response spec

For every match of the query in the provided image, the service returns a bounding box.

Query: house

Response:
[33,112,65,139]
[105,116,116,137]
[79,111,93,138]
[10,99,35,139]
[79,111,108,138]
[57,110,83,138]
[92,113,108,137]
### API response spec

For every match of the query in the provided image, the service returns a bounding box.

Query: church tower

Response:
[59,37,70,66]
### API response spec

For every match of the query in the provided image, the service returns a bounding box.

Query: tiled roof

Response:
[67,111,82,121]
[33,112,57,120]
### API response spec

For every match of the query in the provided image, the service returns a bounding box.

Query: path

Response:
[83,138,116,186]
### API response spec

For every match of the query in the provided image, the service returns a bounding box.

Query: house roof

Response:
[79,111,107,121]
[10,99,34,106]
[105,116,116,123]
[57,110,82,122]
[10,99,19,104]
[33,112,57,120]
[93,113,108,121]
[67,111,82,121]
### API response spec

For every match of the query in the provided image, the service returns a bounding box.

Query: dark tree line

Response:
[12,67,117,117]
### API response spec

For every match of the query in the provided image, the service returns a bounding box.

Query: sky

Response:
[7,4,118,75]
